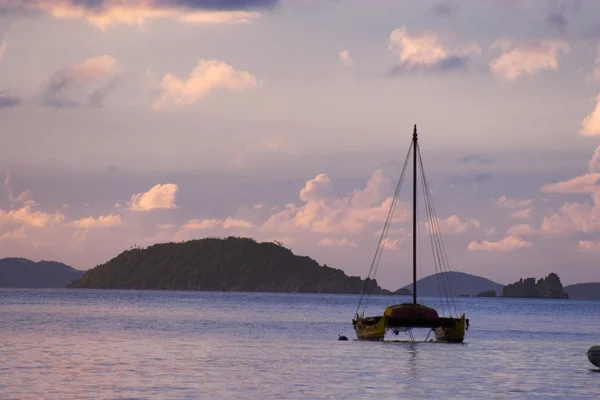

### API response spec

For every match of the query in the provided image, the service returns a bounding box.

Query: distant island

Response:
[3,238,600,299]
[502,273,568,299]
[476,290,497,297]
[0,258,85,288]
[564,282,600,300]
[401,271,504,297]
[69,236,402,294]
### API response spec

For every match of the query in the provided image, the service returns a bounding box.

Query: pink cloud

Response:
[581,95,600,137]
[3,1,262,30]
[153,59,258,109]
[467,235,533,252]
[317,237,357,248]
[490,39,569,81]
[128,184,178,211]
[73,214,124,229]
[509,208,532,219]
[261,169,410,235]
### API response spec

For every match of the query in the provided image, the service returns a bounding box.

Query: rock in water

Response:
[338,335,348,341]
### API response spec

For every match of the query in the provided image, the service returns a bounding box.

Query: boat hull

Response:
[352,314,386,340]
[433,314,467,343]
[588,346,600,368]
[353,306,467,343]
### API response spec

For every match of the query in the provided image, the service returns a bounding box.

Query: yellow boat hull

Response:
[352,314,387,340]
[434,314,466,343]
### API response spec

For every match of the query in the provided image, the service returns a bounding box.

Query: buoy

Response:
[338,335,348,341]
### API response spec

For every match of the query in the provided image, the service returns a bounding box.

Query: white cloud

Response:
[495,196,532,209]
[260,169,410,235]
[426,215,481,234]
[490,39,569,81]
[73,214,123,229]
[0,204,65,228]
[578,240,600,251]
[40,54,119,107]
[507,224,536,236]
[183,217,254,230]
[3,173,31,204]
[154,59,258,109]
[467,235,533,252]
[388,25,481,72]
[509,208,532,219]
[581,95,600,137]
[8,1,261,30]
[128,184,178,211]
[317,237,357,248]
[338,50,354,67]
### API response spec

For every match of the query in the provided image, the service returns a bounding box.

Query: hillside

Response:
[400,271,504,297]
[0,258,84,288]
[564,282,600,300]
[69,236,392,294]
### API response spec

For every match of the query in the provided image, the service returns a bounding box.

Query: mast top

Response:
[413,124,417,141]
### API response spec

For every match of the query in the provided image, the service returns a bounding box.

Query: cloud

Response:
[0,226,27,241]
[338,50,353,67]
[430,0,461,17]
[544,0,581,34]
[260,169,410,235]
[39,54,120,107]
[457,154,493,165]
[581,95,600,137]
[0,36,5,60]
[450,173,492,186]
[467,235,533,252]
[183,217,254,230]
[73,214,123,229]
[0,203,65,228]
[128,183,178,211]
[427,215,480,234]
[490,39,569,81]
[154,59,258,109]
[317,237,357,248]
[578,240,600,251]
[507,224,536,236]
[588,45,600,84]
[1,0,275,29]
[0,90,21,108]
[509,208,533,219]
[388,25,481,74]
[495,196,532,209]
[3,173,30,204]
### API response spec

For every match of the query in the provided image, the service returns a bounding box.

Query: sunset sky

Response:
[2,0,600,290]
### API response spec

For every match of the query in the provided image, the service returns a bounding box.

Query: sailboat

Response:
[352,125,469,343]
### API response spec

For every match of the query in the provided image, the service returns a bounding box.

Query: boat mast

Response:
[412,124,417,305]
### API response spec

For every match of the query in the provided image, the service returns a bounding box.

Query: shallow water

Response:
[1,289,598,399]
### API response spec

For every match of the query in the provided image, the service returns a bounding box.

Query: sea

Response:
[0,289,598,399]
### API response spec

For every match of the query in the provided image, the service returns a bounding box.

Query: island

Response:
[501,273,569,299]
[563,282,600,300]
[0,257,85,288]
[69,236,406,294]
[475,290,497,297]
[400,271,504,297]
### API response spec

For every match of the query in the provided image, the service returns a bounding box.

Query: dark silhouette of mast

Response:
[412,124,417,305]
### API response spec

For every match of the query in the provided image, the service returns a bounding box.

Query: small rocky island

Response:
[476,290,497,297]
[502,273,569,299]
[69,236,407,294]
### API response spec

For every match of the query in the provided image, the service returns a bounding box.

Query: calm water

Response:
[0,289,598,399]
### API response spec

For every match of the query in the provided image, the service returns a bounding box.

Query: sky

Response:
[1,0,600,290]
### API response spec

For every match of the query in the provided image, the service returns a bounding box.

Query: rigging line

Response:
[418,149,458,316]
[361,142,412,315]
[420,173,445,316]
[417,147,453,315]
[355,141,413,317]
[417,146,446,316]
